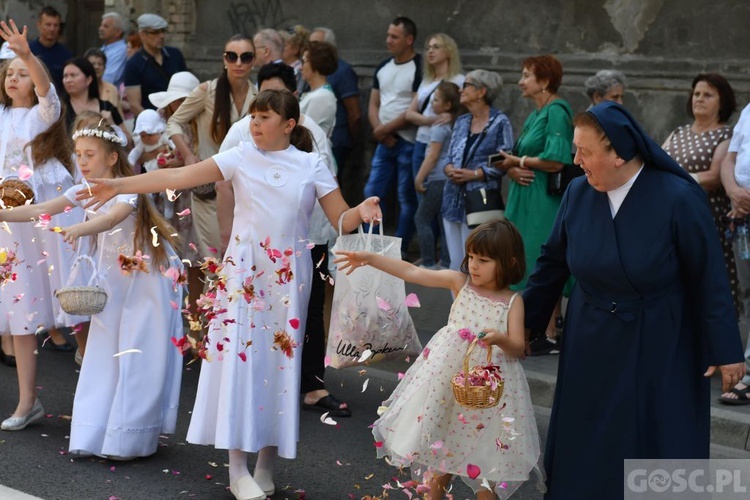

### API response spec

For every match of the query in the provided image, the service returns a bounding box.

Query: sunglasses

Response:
[143,28,167,35]
[224,51,255,64]
[462,81,479,90]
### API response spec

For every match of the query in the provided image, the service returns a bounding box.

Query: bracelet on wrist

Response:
[520,156,528,169]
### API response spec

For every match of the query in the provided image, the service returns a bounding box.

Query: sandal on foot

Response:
[719,385,750,405]
[302,394,352,417]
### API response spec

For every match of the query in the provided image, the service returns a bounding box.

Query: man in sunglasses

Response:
[123,13,187,116]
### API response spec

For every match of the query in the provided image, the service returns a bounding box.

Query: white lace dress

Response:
[373,281,544,497]
[0,85,85,334]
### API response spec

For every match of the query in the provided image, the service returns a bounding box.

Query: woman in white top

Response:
[299,41,338,138]
[406,33,464,267]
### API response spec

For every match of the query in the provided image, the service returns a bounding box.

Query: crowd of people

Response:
[0,6,748,500]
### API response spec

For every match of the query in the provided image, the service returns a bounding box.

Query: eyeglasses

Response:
[426,43,443,51]
[462,81,479,90]
[224,51,255,64]
[143,28,167,36]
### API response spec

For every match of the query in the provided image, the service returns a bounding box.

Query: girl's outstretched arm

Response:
[0,195,73,222]
[0,20,49,97]
[334,250,465,293]
[76,158,224,211]
[61,202,133,248]
[480,294,526,358]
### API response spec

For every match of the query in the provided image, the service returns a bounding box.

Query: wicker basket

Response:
[1,178,34,207]
[451,338,505,409]
[54,255,107,316]
[55,286,108,315]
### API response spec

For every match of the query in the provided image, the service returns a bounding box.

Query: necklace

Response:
[538,91,554,110]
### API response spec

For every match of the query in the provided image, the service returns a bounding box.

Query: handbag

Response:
[547,156,581,196]
[546,102,582,196]
[326,221,422,369]
[464,187,504,229]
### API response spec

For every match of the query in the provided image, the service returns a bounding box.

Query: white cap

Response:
[133,109,166,135]
[148,71,200,110]
[0,42,16,60]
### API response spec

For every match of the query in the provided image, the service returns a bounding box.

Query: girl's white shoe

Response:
[229,474,266,500]
[254,468,275,496]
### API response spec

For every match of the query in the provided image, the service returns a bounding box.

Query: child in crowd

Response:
[0,20,85,431]
[335,219,543,499]
[414,81,462,270]
[75,89,381,500]
[128,109,174,217]
[0,124,184,459]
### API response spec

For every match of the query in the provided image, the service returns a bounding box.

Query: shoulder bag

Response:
[461,114,505,228]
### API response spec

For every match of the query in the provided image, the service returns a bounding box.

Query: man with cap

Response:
[99,12,128,87]
[29,5,72,90]
[123,13,187,116]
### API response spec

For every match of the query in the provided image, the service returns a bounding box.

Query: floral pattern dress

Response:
[373,280,544,497]
[664,124,738,313]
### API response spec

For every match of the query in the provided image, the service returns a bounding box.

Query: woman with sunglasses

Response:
[166,34,256,266]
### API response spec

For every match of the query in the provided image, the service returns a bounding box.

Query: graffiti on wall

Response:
[227,0,298,35]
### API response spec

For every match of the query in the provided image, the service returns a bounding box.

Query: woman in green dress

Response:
[499,55,573,355]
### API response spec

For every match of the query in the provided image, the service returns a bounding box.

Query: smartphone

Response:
[488,152,505,166]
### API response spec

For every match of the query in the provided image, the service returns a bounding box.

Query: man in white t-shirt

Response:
[364,17,422,258]
[720,102,750,404]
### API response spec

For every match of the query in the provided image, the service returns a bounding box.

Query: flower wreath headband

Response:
[72,127,128,147]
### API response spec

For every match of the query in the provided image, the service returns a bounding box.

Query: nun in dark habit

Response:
[523,101,745,499]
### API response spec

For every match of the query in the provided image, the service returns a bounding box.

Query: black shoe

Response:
[0,349,16,367]
[529,332,560,356]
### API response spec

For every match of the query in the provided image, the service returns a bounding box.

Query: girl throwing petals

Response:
[77,89,381,500]
[335,220,543,499]
[0,124,183,459]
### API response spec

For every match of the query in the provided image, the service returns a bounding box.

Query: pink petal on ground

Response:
[18,164,33,181]
[404,293,421,308]
[467,463,481,479]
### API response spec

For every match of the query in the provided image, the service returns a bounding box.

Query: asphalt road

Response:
[0,342,550,500]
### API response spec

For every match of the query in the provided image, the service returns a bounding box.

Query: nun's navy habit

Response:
[523,103,744,499]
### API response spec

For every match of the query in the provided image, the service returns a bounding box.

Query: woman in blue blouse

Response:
[441,69,513,269]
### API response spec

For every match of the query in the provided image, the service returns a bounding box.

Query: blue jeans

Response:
[414,180,449,267]
[365,137,417,253]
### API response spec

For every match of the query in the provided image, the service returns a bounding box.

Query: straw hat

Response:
[148,71,200,110]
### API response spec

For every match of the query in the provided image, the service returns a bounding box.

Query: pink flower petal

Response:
[376,296,392,311]
[404,292,421,308]
[467,463,481,479]
[289,318,300,329]
[176,208,191,217]
[18,164,33,181]
[324,355,331,367]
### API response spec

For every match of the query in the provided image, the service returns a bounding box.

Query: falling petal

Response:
[108,228,122,235]
[376,296,392,311]
[404,292,421,308]
[320,411,337,426]
[324,355,331,367]
[466,463,481,479]
[397,372,405,380]
[374,441,383,448]
[358,349,373,363]
[361,378,369,392]
[151,226,160,247]
[430,440,443,450]
[165,188,179,202]
[481,478,492,490]
[289,318,300,329]
[18,164,33,181]
[113,348,142,357]
[376,405,388,416]
[177,208,191,217]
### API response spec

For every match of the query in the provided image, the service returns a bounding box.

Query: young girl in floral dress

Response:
[336,219,544,499]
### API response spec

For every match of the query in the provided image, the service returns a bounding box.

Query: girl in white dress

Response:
[76,89,381,500]
[0,20,85,431]
[0,124,183,459]
[335,219,544,499]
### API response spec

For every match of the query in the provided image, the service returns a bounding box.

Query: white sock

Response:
[228,449,249,483]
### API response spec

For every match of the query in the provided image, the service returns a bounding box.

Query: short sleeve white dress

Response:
[186,142,338,458]
[63,188,184,458]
